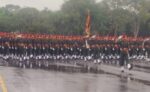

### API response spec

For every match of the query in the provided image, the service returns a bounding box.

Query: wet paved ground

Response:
[0,66,150,92]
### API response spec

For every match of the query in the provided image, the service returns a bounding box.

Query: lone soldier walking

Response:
[120,47,128,72]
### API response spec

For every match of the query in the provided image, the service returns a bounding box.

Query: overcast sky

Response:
[0,0,64,11]
[0,0,102,11]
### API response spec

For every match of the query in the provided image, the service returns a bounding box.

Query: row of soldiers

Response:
[0,38,149,68]
[0,38,150,58]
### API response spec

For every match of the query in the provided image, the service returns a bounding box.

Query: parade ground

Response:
[0,66,150,92]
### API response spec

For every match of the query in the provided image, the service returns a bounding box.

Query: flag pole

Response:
[84,9,91,49]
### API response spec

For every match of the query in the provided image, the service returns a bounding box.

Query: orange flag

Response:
[85,10,91,38]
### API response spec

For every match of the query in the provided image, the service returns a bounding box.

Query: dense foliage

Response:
[0,0,150,36]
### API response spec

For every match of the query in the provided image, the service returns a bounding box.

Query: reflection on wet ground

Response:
[0,66,150,92]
